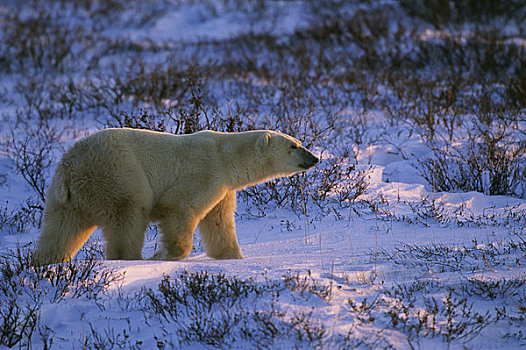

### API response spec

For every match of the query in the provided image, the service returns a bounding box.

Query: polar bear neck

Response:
[218,132,278,190]
[229,160,279,190]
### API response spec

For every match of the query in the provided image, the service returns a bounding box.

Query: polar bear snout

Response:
[299,148,319,169]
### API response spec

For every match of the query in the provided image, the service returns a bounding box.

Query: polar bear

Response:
[32,128,319,264]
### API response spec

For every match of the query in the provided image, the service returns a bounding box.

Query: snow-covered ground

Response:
[0,1,525,349]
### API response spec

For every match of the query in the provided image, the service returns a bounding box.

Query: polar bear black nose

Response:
[299,149,319,169]
[308,153,319,167]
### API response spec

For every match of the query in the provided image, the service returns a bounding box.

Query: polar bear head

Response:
[256,131,319,177]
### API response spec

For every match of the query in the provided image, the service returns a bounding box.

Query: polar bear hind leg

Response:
[33,203,96,265]
[101,205,149,260]
[198,191,243,259]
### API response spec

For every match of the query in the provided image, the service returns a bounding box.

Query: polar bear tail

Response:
[52,166,70,205]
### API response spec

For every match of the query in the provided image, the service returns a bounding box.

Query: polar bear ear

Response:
[256,132,271,152]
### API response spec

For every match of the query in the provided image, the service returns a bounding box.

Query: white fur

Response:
[32,128,318,263]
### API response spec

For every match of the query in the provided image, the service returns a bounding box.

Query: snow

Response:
[1,0,525,349]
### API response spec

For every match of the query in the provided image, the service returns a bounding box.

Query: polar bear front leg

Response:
[198,191,243,259]
[154,213,198,260]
